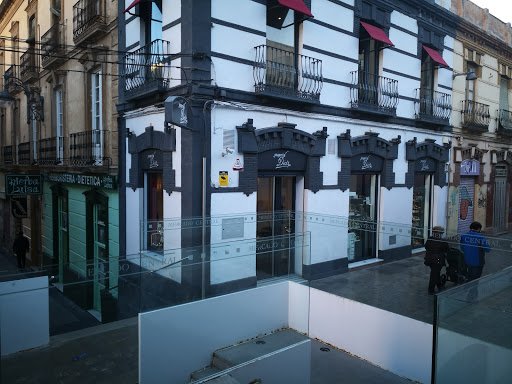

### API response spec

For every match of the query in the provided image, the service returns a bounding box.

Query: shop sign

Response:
[6,174,43,196]
[141,149,163,170]
[415,158,436,173]
[258,150,306,172]
[164,96,188,129]
[233,158,244,171]
[47,173,117,190]
[351,154,383,172]
[11,197,28,218]
[460,159,480,176]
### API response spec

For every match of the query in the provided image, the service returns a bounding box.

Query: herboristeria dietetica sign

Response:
[47,173,117,190]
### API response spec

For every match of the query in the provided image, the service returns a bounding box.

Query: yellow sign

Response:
[219,171,229,187]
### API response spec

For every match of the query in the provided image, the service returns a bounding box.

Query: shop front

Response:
[457,159,480,234]
[405,138,450,247]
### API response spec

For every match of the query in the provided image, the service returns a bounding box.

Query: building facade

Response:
[0,0,119,320]
[119,0,459,295]
[442,0,512,237]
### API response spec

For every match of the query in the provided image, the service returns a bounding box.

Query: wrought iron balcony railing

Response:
[38,136,65,165]
[461,100,490,132]
[414,88,451,123]
[497,109,512,136]
[20,47,39,83]
[5,65,20,93]
[253,45,322,102]
[2,145,14,164]
[123,39,172,100]
[73,0,108,45]
[350,71,399,115]
[69,129,107,166]
[17,142,31,165]
[41,23,66,68]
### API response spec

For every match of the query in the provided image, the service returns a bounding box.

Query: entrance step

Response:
[189,328,307,383]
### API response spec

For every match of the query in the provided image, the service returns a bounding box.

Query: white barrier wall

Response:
[0,276,49,356]
[139,281,309,383]
[308,287,432,384]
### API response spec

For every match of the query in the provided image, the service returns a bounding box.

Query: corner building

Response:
[120,0,457,295]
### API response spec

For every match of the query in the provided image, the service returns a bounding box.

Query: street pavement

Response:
[1,233,511,383]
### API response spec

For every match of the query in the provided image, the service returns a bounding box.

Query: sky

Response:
[470,0,512,24]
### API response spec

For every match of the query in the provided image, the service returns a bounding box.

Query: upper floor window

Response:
[91,70,102,131]
[28,16,36,39]
[139,0,162,45]
[51,0,62,24]
[466,62,477,101]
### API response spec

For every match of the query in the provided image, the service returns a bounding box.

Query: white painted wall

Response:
[308,287,432,384]
[0,277,49,356]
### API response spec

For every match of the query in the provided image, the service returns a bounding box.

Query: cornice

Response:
[0,0,24,33]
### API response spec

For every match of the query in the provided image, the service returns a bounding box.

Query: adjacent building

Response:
[0,0,119,320]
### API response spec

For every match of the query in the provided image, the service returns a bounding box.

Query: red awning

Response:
[423,45,449,68]
[125,0,141,13]
[360,21,394,47]
[278,0,313,18]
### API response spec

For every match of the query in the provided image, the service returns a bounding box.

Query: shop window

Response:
[146,172,163,252]
[411,173,433,247]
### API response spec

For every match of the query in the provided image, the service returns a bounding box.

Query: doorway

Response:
[256,176,296,279]
[493,166,507,233]
[348,174,378,262]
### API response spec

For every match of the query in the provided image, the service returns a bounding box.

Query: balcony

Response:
[17,142,31,165]
[69,129,107,166]
[123,40,172,100]
[461,100,490,132]
[2,145,14,164]
[38,136,65,165]
[4,65,20,94]
[350,71,398,115]
[73,0,108,46]
[497,109,512,137]
[20,47,39,83]
[41,23,66,69]
[253,45,322,102]
[414,88,451,126]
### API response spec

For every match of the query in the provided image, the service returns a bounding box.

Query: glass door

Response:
[256,176,296,279]
[146,172,163,252]
[348,174,378,262]
[411,174,433,247]
[92,203,108,318]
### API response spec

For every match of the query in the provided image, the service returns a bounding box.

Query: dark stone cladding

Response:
[337,130,401,191]
[405,138,451,188]
[303,258,348,280]
[225,119,328,196]
[127,125,177,195]
[378,245,411,261]
[208,276,257,297]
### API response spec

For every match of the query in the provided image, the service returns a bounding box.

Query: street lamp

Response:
[452,70,478,80]
[0,71,44,123]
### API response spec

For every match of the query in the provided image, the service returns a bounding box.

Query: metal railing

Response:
[20,47,38,82]
[498,109,512,132]
[124,39,172,93]
[73,0,107,42]
[253,45,322,101]
[41,23,65,67]
[414,88,451,122]
[350,70,399,113]
[17,142,31,164]
[2,145,14,164]
[69,129,106,166]
[461,100,490,130]
[38,136,65,165]
[5,65,20,93]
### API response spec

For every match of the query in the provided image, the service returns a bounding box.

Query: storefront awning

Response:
[360,21,394,47]
[277,0,313,18]
[422,45,449,68]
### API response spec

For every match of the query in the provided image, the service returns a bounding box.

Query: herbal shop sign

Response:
[47,173,117,190]
[6,175,43,196]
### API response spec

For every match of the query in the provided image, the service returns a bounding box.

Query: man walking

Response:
[460,221,490,281]
[13,230,30,269]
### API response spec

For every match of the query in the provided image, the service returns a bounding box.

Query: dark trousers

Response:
[466,265,483,281]
[16,252,26,269]
[428,265,443,293]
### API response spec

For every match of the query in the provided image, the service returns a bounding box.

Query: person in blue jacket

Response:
[460,221,491,281]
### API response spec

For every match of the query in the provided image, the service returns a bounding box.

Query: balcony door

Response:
[91,70,103,165]
[55,88,64,162]
[358,28,380,106]
[256,176,296,280]
[420,53,435,116]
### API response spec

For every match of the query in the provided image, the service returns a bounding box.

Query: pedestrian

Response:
[424,226,449,295]
[460,221,490,281]
[13,230,30,269]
